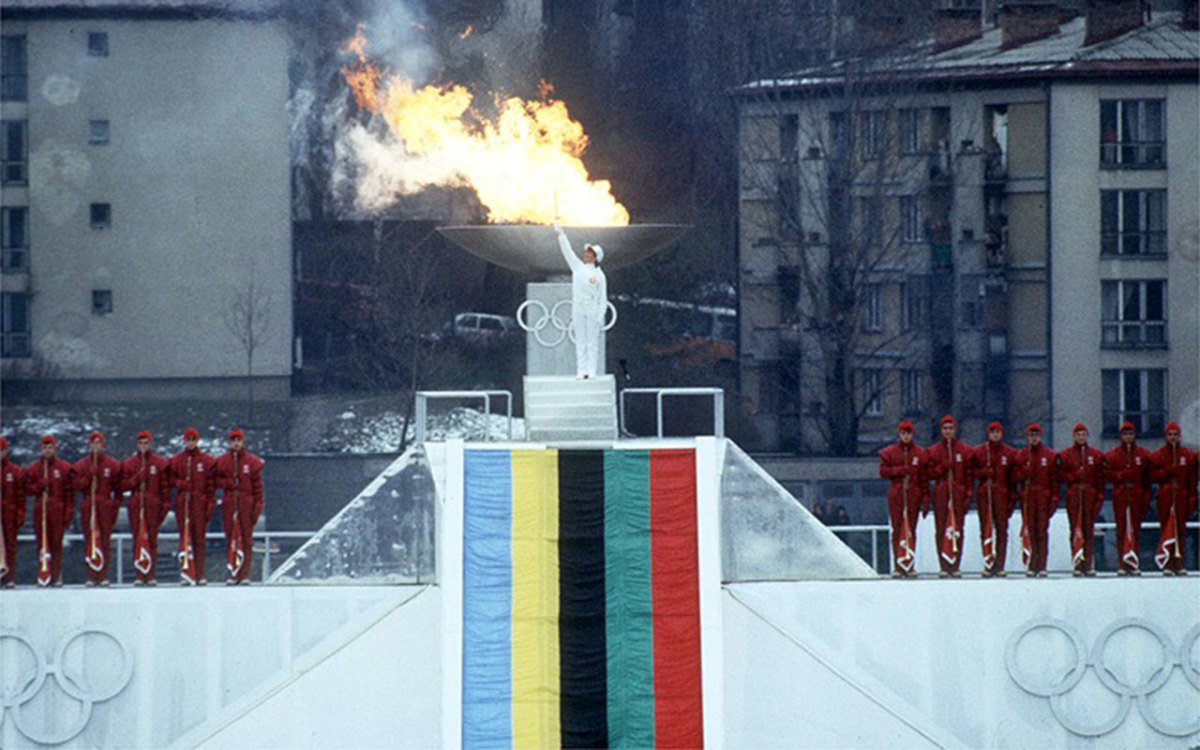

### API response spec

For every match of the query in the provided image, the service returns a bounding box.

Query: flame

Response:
[340,29,629,226]
[459,25,474,40]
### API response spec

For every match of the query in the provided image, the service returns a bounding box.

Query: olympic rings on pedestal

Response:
[516,299,617,348]
[1005,617,1200,738]
[0,629,133,745]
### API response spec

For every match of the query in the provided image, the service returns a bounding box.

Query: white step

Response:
[524,375,617,441]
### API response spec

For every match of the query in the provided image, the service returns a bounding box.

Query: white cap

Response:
[585,243,604,263]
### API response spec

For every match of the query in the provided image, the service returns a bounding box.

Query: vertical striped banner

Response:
[461,448,702,749]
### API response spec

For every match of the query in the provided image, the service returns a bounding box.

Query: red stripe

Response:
[649,449,703,748]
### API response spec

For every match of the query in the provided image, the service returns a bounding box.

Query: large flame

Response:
[341,29,629,226]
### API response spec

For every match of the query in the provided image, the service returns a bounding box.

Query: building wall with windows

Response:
[0,6,291,399]
[1050,81,1199,443]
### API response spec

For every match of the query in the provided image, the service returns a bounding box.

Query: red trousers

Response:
[976,488,1010,573]
[887,488,921,571]
[79,497,116,584]
[1023,495,1053,573]
[1156,490,1188,573]
[221,495,259,582]
[932,487,970,573]
[177,494,210,582]
[1113,491,1146,571]
[128,496,165,581]
[1,505,19,585]
[1064,493,1098,573]
[32,499,68,584]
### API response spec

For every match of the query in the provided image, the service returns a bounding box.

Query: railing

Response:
[619,387,725,438]
[13,530,314,584]
[824,521,1199,576]
[414,389,513,443]
[1101,320,1166,348]
[1100,141,1165,168]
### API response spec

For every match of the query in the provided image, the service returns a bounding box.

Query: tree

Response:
[224,266,274,423]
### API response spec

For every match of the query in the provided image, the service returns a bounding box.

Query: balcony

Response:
[1101,231,1166,258]
[1100,141,1165,169]
[1101,321,1166,349]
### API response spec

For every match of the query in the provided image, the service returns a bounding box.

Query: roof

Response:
[0,0,280,19]
[737,11,1199,95]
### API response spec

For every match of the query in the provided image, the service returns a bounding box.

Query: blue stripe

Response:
[463,450,514,749]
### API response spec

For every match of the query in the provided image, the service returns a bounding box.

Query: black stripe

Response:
[558,450,608,748]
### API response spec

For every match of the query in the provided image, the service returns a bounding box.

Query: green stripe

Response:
[604,450,655,748]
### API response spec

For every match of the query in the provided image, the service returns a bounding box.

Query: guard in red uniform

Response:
[1,437,25,588]
[170,427,217,586]
[24,435,74,587]
[972,422,1018,577]
[122,430,171,586]
[73,432,124,587]
[1056,424,1105,577]
[879,420,927,578]
[1014,424,1058,577]
[925,416,973,577]
[214,429,265,585]
[1105,422,1151,576]
[1150,422,1197,575]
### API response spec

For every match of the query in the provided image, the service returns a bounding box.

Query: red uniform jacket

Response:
[1150,443,1197,520]
[1056,444,1106,516]
[1014,444,1059,511]
[25,457,75,519]
[879,441,928,512]
[73,454,124,528]
[1105,443,1152,516]
[169,448,217,520]
[925,438,974,509]
[214,450,265,519]
[2,458,25,528]
[122,452,172,525]
[972,440,1018,512]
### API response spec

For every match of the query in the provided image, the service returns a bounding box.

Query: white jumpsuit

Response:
[556,231,607,377]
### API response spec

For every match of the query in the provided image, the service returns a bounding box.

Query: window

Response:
[1,291,31,357]
[1101,190,1165,257]
[1102,280,1166,348]
[92,289,113,316]
[899,108,921,154]
[959,364,984,417]
[2,120,26,183]
[1,206,28,270]
[959,274,984,329]
[88,32,109,57]
[901,370,924,414]
[857,197,881,248]
[902,275,930,330]
[90,203,111,229]
[900,196,921,242]
[859,111,885,160]
[89,120,110,145]
[1,36,27,101]
[1102,369,1166,437]
[862,284,882,332]
[1100,99,1164,167]
[830,111,848,159]
[862,369,883,416]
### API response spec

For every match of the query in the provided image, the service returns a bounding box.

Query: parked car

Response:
[451,312,518,341]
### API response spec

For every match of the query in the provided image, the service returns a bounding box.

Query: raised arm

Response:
[555,223,585,273]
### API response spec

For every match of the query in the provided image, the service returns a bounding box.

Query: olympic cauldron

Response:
[437,224,689,376]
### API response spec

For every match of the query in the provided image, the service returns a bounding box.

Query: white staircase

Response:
[523,375,618,442]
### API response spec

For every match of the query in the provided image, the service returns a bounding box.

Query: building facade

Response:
[735,4,1198,453]
[1,1,292,400]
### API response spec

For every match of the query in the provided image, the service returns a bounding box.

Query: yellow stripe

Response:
[511,450,561,748]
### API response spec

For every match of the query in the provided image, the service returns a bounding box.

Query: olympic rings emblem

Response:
[0,629,133,745]
[1005,617,1200,737]
[516,299,617,348]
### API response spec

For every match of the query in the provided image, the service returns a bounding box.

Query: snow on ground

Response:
[318,407,526,453]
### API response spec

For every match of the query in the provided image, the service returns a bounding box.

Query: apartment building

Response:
[1,1,292,400]
[735,3,1198,453]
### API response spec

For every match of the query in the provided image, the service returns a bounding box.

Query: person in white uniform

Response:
[554,222,607,378]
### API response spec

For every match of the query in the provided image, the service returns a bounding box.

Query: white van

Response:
[452,312,517,340]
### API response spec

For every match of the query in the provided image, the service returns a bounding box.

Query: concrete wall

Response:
[0,16,292,393]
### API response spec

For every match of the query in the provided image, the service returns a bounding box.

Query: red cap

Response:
[0,437,8,449]
[1120,421,1136,434]
[40,435,57,446]
[898,420,914,433]
[89,431,105,443]
[987,422,1004,433]
[1073,423,1088,434]
[1166,421,1181,435]
[136,430,153,442]
[228,428,244,441]
[183,427,200,440]
[1026,423,1041,434]
[939,415,956,427]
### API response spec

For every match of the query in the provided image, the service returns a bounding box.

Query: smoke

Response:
[286,0,543,220]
